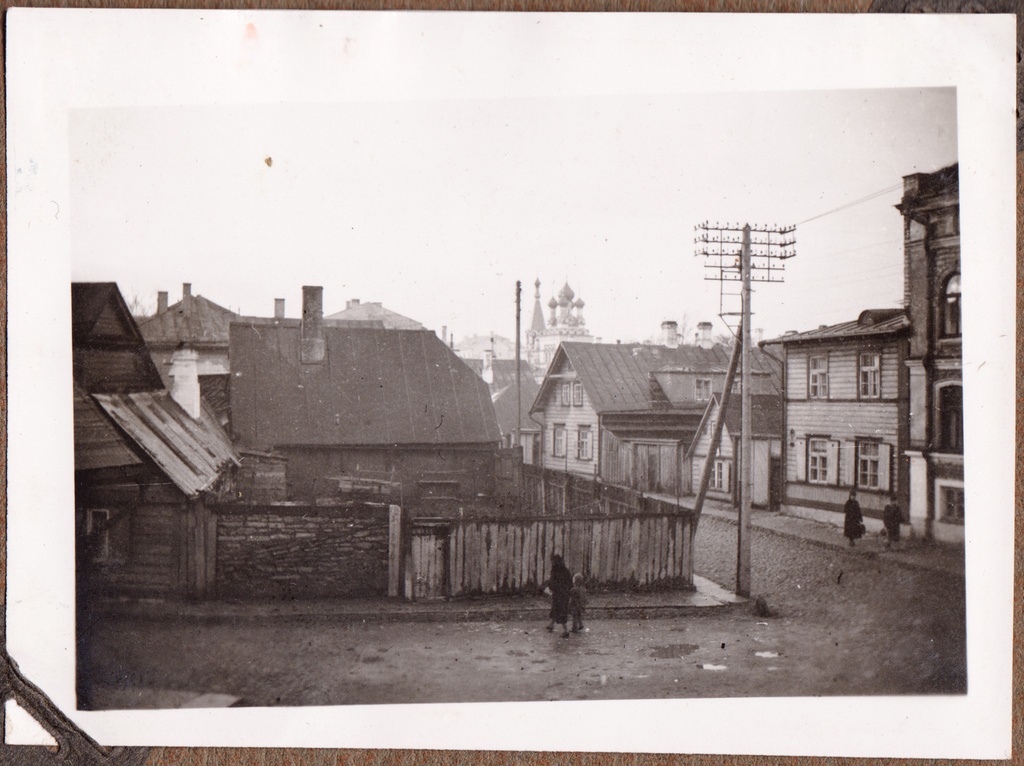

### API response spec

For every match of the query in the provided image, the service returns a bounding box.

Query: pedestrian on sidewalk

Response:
[544,554,573,638]
[844,488,865,547]
[883,493,902,549]
[569,573,588,634]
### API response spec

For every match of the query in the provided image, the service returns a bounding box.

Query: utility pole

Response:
[515,280,522,454]
[695,220,796,597]
[739,226,753,597]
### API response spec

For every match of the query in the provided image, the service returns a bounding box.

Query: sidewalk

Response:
[91,574,743,624]
[686,496,965,579]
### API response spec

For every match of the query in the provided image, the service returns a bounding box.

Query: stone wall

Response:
[215,504,390,599]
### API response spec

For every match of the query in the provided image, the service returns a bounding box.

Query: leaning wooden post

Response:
[691,321,743,531]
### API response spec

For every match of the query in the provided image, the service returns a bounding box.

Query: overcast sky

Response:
[70,87,956,346]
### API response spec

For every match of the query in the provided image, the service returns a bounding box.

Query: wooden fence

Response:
[442,511,694,597]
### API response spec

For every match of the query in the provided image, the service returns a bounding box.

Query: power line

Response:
[797,183,903,226]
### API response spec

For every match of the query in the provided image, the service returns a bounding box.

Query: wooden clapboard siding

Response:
[786,343,901,401]
[538,355,601,475]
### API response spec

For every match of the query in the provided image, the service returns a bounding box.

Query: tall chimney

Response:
[168,347,201,419]
[274,298,285,319]
[301,286,325,364]
[181,283,192,314]
[157,291,168,314]
[661,320,679,349]
[754,328,764,345]
[441,325,448,344]
[697,321,714,349]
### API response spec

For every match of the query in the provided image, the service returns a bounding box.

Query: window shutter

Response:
[723,460,732,492]
[826,440,840,485]
[843,441,857,487]
[878,442,892,492]
[794,438,806,481]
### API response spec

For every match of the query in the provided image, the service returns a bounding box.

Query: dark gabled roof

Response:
[230,325,501,448]
[72,283,146,346]
[719,393,784,439]
[138,294,239,347]
[72,283,165,393]
[766,308,910,346]
[92,392,239,498]
[536,341,777,415]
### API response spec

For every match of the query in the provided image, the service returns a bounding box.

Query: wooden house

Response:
[897,164,963,543]
[769,309,911,525]
[530,340,780,496]
[229,286,501,511]
[73,283,239,600]
[684,393,784,508]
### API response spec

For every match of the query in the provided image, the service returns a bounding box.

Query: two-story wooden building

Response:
[768,309,911,525]
[530,340,780,496]
[897,163,962,542]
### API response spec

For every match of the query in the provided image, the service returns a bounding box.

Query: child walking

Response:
[568,573,588,634]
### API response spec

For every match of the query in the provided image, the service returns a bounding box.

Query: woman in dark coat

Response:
[844,488,864,547]
[545,554,573,638]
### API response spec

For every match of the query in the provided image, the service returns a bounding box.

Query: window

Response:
[808,439,829,484]
[577,427,593,460]
[85,509,111,563]
[553,425,566,457]
[857,442,880,489]
[940,485,965,525]
[937,384,963,453]
[808,356,829,399]
[859,352,880,398]
[572,381,583,407]
[943,273,961,337]
[711,459,730,491]
[561,383,572,406]
[695,378,712,402]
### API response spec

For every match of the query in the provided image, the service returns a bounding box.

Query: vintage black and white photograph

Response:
[6,9,1015,757]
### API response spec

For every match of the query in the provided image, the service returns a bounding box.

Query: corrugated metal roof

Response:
[230,325,501,448]
[92,392,239,498]
[74,386,142,471]
[767,309,910,345]
[138,295,239,347]
[549,342,777,414]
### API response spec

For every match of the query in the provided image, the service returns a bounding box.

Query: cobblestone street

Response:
[79,511,966,708]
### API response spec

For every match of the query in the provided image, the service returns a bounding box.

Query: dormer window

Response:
[943,273,961,337]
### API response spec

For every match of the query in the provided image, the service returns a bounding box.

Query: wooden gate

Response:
[409,520,450,600]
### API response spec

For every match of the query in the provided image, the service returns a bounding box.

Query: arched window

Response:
[943,273,961,337]
[937,384,963,453]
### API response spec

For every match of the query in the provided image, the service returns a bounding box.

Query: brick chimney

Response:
[301,286,325,364]
[661,320,679,349]
[181,283,192,314]
[157,291,168,314]
[347,298,360,310]
[168,347,201,419]
[696,321,714,349]
[274,298,285,319]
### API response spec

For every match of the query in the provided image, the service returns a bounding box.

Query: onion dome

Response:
[573,298,585,310]
[558,282,576,305]
[548,297,558,310]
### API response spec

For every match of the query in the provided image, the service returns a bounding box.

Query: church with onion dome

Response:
[525,278,595,379]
